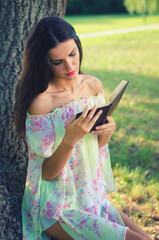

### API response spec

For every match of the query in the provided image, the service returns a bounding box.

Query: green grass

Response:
[65,14,159,34]
[65,14,159,238]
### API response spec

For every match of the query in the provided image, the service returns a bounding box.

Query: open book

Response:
[75,80,129,131]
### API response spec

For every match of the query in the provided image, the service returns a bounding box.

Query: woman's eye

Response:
[70,52,76,57]
[51,60,61,66]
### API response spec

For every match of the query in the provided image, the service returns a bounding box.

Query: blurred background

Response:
[65,0,159,238]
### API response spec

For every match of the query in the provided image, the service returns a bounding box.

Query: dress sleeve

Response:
[26,115,55,159]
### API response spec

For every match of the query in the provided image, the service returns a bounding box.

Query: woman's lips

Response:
[66,70,76,76]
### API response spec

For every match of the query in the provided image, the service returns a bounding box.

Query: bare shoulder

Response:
[29,93,53,115]
[86,75,103,95]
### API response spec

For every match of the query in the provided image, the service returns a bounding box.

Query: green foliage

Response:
[66,0,126,15]
[124,0,159,14]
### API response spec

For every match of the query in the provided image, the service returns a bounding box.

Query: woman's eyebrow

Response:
[50,47,76,61]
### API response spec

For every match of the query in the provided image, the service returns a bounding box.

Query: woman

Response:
[14,16,151,240]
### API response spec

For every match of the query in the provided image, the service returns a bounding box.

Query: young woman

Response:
[14,16,151,240]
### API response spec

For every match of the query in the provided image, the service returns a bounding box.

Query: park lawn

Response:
[66,15,159,238]
[65,14,159,34]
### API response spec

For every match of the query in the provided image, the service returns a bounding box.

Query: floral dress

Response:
[22,92,128,240]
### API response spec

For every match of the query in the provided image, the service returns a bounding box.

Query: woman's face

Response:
[48,38,80,83]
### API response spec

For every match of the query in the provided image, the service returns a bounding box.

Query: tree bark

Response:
[0,0,67,239]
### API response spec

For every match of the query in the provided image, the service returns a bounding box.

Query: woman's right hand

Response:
[64,105,102,147]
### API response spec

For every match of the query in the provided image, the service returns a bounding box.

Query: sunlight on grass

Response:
[65,14,159,34]
[108,166,159,235]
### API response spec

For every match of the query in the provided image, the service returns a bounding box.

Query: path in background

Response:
[79,24,159,38]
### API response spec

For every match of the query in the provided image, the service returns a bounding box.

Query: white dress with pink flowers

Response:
[22,92,128,240]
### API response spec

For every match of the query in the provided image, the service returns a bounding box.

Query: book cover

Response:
[75,80,129,132]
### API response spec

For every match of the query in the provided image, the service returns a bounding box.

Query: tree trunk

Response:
[0,0,67,239]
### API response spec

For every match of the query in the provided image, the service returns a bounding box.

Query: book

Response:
[75,80,129,132]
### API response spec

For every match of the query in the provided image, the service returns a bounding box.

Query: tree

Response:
[124,0,159,15]
[0,1,67,239]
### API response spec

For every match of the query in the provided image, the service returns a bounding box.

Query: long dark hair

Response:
[14,16,83,138]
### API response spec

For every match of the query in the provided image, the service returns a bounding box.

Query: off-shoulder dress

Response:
[22,92,128,240]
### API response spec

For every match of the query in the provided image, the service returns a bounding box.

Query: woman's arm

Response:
[91,116,116,148]
[42,105,102,181]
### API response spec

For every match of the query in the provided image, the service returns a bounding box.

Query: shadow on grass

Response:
[88,70,159,99]
[88,70,159,179]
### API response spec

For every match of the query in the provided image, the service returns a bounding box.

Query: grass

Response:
[65,14,159,34]
[65,14,159,238]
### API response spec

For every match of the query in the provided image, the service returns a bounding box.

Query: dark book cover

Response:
[76,80,129,132]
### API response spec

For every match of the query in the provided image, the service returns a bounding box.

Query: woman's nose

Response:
[65,59,73,71]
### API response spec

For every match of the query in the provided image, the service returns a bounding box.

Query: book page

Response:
[108,80,128,104]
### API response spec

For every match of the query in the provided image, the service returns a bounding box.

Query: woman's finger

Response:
[76,105,89,123]
[81,105,98,125]
[92,129,114,135]
[106,116,115,123]
[95,122,116,130]
[86,110,102,129]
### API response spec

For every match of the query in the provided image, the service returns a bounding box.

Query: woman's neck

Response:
[49,75,82,93]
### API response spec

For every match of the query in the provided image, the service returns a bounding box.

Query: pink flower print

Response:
[41,135,54,149]
[67,212,74,218]
[43,201,54,218]
[26,211,31,217]
[86,190,91,197]
[68,106,75,116]
[97,168,102,179]
[102,192,108,199]
[29,153,37,161]
[116,216,120,224]
[27,143,31,152]
[112,222,118,228]
[95,230,102,237]
[61,114,65,120]
[42,209,46,216]
[64,120,67,129]
[108,214,112,220]
[73,158,80,166]
[32,199,39,210]
[80,219,87,225]
[93,219,101,235]
[92,179,97,185]
[72,226,76,232]
[61,169,66,177]
[31,185,38,194]
[23,234,28,239]
[30,120,43,133]
[46,208,54,218]
[73,174,79,181]
[70,164,74,170]
[57,203,62,209]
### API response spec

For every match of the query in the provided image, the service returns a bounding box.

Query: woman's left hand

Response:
[91,116,116,147]
[91,116,116,136]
